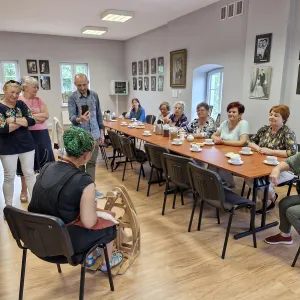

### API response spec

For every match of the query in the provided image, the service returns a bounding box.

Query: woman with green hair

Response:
[28,126,123,271]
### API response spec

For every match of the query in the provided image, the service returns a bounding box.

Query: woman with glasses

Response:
[0,80,36,208]
[17,76,55,202]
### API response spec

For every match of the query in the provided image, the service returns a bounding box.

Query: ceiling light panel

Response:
[101,9,134,22]
[81,26,107,36]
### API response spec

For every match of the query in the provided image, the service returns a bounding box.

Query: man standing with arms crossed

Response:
[68,73,105,198]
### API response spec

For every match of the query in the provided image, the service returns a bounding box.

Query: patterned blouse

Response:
[169,113,189,128]
[187,116,216,137]
[250,125,297,157]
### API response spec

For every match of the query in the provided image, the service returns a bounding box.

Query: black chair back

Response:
[107,130,122,151]
[187,162,226,211]
[119,135,137,161]
[163,153,193,189]
[122,112,127,117]
[146,115,156,125]
[144,143,169,170]
[3,205,75,265]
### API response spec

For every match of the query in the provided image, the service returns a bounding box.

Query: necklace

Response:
[58,156,77,168]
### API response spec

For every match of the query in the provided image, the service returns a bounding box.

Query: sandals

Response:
[100,251,123,273]
[256,193,278,214]
[85,248,101,268]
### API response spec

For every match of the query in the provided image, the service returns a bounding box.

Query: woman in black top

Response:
[0,80,36,207]
[28,126,123,271]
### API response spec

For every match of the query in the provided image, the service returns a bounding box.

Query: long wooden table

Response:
[104,119,279,238]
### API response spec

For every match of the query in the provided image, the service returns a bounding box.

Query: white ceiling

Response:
[0,0,219,41]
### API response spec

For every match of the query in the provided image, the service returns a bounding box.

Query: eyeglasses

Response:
[4,80,21,86]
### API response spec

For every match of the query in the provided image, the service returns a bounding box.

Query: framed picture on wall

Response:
[133,77,137,91]
[158,76,164,91]
[62,92,72,105]
[138,61,143,75]
[144,59,149,75]
[296,65,300,94]
[39,60,50,74]
[220,5,227,21]
[236,0,244,16]
[158,57,164,74]
[151,58,156,74]
[138,77,143,91]
[132,62,137,76]
[40,76,51,90]
[27,59,38,74]
[254,33,272,64]
[151,76,156,91]
[249,66,272,100]
[170,49,187,88]
[228,3,235,18]
[144,77,149,91]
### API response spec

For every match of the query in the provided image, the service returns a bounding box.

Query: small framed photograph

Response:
[151,76,156,91]
[61,92,72,106]
[27,59,38,74]
[133,77,137,91]
[236,0,244,16]
[132,62,137,76]
[228,3,235,18]
[170,49,187,88]
[144,77,149,91]
[138,61,143,75]
[249,67,272,100]
[39,60,50,74]
[221,5,227,21]
[158,76,164,91]
[40,76,51,90]
[158,57,164,74]
[138,77,143,91]
[144,59,149,75]
[151,58,156,74]
[254,33,272,63]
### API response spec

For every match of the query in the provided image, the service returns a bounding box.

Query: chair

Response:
[99,139,110,170]
[107,130,126,171]
[187,163,257,259]
[144,143,170,197]
[122,112,127,118]
[146,115,156,125]
[119,135,148,191]
[3,206,114,300]
[161,153,194,215]
[292,246,300,267]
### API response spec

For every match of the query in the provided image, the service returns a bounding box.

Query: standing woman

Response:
[18,76,55,202]
[0,80,36,207]
[127,98,146,122]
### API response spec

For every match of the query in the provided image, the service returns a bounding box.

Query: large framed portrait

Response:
[249,66,272,100]
[27,59,37,74]
[39,60,50,74]
[170,49,187,88]
[144,59,149,75]
[254,33,272,64]
[132,62,137,76]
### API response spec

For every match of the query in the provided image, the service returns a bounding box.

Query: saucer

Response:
[171,142,183,146]
[143,134,152,136]
[121,123,127,126]
[263,160,279,166]
[228,159,243,165]
[225,153,235,158]
[239,151,253,155]
[204,142,215,145]
[110,119,118,122]
[128,125,136,128]
[190,148,202,152]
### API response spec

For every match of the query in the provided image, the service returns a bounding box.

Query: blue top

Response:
[0,100,36,155]
[68,89,104,140]
[127,107,146,122]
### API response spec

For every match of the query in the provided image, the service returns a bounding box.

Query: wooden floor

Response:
[1,149,300,300]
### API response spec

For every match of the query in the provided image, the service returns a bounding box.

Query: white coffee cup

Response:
[121,121,127,125]
[131,118,136,122]
[173,138,181,144]
[191,144,200,151]
[231,154,242,164]
[266,156,278,164]
[205,139,213,144]
[144,130,150,135]
[242,147,251,153]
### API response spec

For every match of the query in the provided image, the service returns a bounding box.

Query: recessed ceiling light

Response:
[81,26,108,36]
[101,9,134,22]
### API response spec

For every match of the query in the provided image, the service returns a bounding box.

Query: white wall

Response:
[0,32,126,125]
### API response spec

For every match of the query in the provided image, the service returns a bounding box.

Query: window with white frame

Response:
[0,61,20,89]
[60,63,89,105]
[206,68,224,120]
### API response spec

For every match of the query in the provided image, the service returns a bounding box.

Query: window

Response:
[0,61,20,88]
[206,68,224,120]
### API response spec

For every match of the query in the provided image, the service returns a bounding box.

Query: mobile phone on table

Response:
[81,105,89,115]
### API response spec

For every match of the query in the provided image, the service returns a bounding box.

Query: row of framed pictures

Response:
[133,76,164,92]
[132,57,164,76]
[30,75,51,90]
[26,59,50,74]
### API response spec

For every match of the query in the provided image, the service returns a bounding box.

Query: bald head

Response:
[74,73,89,95]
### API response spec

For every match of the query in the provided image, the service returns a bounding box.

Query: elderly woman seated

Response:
[187,102,216,137]
[168,101,189,129]
[28,127,123,271]
[247,105,297,213]
[155,101,171,124]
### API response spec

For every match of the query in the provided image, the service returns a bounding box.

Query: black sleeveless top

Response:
[28,161,93,223]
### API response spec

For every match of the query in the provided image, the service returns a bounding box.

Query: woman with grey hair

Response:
[155,101,171,124]
[168,101,189,128]
[187,102,216,137]
[18,76,54,202]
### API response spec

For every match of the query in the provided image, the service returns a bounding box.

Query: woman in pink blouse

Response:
[18,76,54,202]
